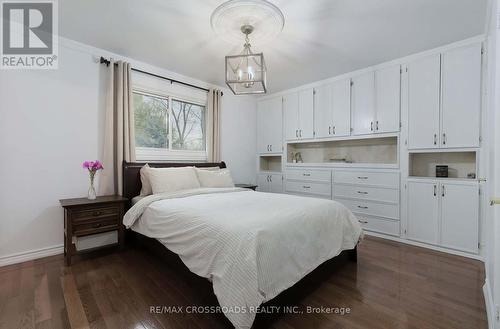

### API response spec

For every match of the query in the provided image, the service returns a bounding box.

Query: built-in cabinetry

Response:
[284,89,314,141]
[406,178,479,254]
[256,37,484,258]
[407,43,482,149]
[257,97,282,154]
[333,169,400,236]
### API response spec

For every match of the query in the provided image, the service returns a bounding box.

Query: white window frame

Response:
[133,88,208,162]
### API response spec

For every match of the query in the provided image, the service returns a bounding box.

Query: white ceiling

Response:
[59,0,487,93]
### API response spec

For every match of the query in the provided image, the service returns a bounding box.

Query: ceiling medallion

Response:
[211,0,285,95]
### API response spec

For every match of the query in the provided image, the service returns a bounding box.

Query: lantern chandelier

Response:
[210,0,285,95]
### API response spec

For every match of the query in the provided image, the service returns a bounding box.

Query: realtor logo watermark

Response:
[1,0,58,69]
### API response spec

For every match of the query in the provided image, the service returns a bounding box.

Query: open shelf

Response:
[287,137,398,166]
[259,155,282,172]
[409,151,477,179]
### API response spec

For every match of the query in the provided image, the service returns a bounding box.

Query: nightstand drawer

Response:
[73,217,119,236]
[72,206,120,222]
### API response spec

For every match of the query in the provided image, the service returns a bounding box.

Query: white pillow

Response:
[149,167,201,194]
[196,168,234,188]
[139,164,152,196]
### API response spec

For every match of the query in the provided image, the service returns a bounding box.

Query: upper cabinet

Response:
[257,96,282,154]
[375,65,401,133]
[440,44,482,148]
[351,66,401,136]
[407,43,482,149]
[407,54,441,149]
[314,78,351,138]
[351,72,376,135]
[284,88,314,141]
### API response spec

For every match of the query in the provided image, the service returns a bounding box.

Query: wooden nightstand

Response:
[235,184,258,191]
[59,195,128,265]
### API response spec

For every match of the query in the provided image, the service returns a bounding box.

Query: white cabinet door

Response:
[270,174,283,193]
[440,182,479,253]
[351,72,376,135]
[298,88,314,139]
[375,65,400,133]
[284,92,299,141]
[257,100,270,154]
[407,180,439,245]
[407,54,441,149]
[267,97,283,153]
[257,174,270,192]
[441,44,481,148]
[314,84,333,138]
[331,78,351,137]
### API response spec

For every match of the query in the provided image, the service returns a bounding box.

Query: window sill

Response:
[136,147,208,162]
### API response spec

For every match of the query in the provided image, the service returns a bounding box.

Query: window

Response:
[133,91,207,161]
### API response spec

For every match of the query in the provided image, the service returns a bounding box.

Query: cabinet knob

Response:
[357,176,368,180]
[358,219,368,224]
[93,223,102,228]
[357,205,368,209]
[303,186,311,189]
[357,191,368,195]
[92,211,102,217]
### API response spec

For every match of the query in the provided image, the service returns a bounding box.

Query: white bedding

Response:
[123,188,362,328]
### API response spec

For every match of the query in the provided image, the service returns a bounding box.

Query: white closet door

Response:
[351,72,376,135]
[268,97,283,153]
[257,100,270,154]
[257,174,270,192]
[440,182,479,253]
[407,180,439,245]
[298,88,314,139]
[270,174,283,193]
[283,92,299,141]
[441,43,481,148]
[331,78,351,137]
[314,84,333,138]
[375,65,400,133]
[407,54,441,149]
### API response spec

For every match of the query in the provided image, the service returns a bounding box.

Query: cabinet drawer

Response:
[285,169,331,183]
[73,216,119,236]
[337,198,399,219]
[72,206,120,222]
[333,170,399,188]
[285,180,331,197]
[333,185,399,204]
[356,214,400,236]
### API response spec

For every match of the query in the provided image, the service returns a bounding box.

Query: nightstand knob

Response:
[93,223,102,228]
[92,211,102,217]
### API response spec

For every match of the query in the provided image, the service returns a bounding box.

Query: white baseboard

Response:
[484,278,496,329]
[0,245,64,267]
[364,231,484,261]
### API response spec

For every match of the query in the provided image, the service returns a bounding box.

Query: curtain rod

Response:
[99,56,222,96]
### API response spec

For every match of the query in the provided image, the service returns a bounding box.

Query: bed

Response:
[122,161,362,329]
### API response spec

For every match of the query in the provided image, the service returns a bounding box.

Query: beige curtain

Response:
[99,61,136,196]
[207,89,222,162]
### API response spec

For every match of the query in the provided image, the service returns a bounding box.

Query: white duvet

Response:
[123,188,362,328]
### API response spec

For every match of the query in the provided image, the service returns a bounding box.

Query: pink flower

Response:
[82,160,103,172]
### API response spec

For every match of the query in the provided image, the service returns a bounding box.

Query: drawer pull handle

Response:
[303,186,311,189]
[303,173,311,176]
[358,220,368,224]
[357,206,368,209]
[93,223,102,228]
[92,211,102,217]
[357,176,368,179]
[357,191,368,194]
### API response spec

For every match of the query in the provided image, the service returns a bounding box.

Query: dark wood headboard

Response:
[122,161,226,201]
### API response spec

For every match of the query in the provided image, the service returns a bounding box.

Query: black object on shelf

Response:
[436,165,449,178]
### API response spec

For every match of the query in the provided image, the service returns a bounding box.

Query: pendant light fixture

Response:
[211,0,284,95]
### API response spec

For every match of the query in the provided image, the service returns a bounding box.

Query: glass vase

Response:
[88,177,96,200]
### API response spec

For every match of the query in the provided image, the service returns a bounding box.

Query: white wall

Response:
[0,38,257,265]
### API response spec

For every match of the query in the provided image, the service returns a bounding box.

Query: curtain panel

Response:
[99,61,136,196]
[207,89,222,162]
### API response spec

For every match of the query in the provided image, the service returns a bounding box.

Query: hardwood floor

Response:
[0,236,487,329]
